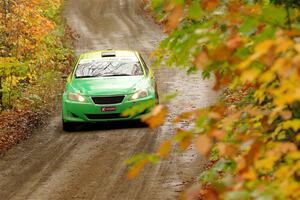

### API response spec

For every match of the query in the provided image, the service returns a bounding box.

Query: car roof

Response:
[79,50,138,59]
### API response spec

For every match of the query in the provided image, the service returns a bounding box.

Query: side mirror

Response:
[61,75,68,79]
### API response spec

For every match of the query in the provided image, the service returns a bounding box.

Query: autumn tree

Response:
[0,0,72,110]
[127,0,300,199]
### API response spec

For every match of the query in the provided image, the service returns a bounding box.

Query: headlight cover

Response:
[68,92,86,102]
[130,89,149,101]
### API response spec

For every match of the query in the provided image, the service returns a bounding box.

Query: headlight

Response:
[130,89,148,101]
[68,92,86,102]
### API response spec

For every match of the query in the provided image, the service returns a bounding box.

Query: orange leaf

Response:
[208,112,222,120]
[226,35,243,51]
[158,140,172,158]
[180,132,193,151]
[228,1,243,13]
[142,105,168,129]
[243,140,261,171]
[193,51,209,69]
[127,160,147,180]
[211,44,231,61]
[277,142,297,154]
[172,111,194,123]
[196,135,213,157]
[245,4,261,14]
[213,71,222,91]
[217,143,238,159]
[279,110,292,120]
[183,184,202,200]
[285,29,300,37]
[209,129,226,140]
[201,0,220,11]
[257,24,266,34]
[165,5,183,33]
[200,187,220,200]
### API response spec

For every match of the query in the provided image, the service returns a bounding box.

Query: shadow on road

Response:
[62,120,148,133]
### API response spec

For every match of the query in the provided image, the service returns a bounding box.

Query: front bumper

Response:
[62,94,155,123]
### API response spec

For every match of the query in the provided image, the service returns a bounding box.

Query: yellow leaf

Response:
[255,39,274,55]
[239,58,253,70]
[239,40,275,70]
[286,151,300,161]
[259,71,275,83]
[275,166,290,180]
[241,68,260,82]
[255,156,278,173]
[275,37,294,54]
[294,44,300,53]
[242,168,257,181]
[281,120,300,132]
[274,96,292,107]
[282,181,300,198]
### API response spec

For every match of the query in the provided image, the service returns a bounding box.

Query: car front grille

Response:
[86,114,126,120]
[91,96,125,105]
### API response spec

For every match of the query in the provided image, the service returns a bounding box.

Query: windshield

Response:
[75,57,143,78]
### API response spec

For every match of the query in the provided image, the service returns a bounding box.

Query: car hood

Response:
[70,76,145,96]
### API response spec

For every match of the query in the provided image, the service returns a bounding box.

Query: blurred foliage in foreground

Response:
[128,0,300,199]
[0,0,74,111]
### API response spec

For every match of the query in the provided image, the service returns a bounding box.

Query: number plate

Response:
[101,107,116,112]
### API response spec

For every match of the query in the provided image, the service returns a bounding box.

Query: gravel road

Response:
[0,0,219,199]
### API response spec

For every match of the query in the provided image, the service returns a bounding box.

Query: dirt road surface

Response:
[0,0,219,199]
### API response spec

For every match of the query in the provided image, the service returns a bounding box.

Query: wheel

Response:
[63,121,75,132]
[155,91,160,104]
[155,83,159,104]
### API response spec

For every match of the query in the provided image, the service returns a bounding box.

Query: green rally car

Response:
[62,50,158,131]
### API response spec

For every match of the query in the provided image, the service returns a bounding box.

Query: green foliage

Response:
[128,0,300,199]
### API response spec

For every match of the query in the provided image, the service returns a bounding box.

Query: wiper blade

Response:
[76,75,98,78]
[76,74,132,78]
[102,74,131,76]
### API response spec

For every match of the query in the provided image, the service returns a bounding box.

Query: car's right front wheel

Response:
[62,121,75,132]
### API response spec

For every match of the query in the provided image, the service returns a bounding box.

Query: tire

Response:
[62,121,75,132]
[155,91,159,104]
[155,83,159,104]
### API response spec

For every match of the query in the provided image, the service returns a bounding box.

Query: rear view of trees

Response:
[0,0,73,110]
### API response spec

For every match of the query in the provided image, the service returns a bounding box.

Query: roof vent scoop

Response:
[101,52,116,57]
